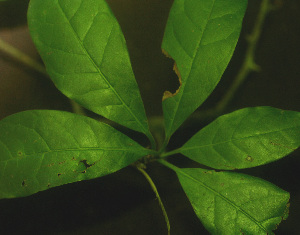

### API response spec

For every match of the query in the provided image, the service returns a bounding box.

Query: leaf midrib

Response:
[1,146,146,163]
[56,0,148,135]
[180,126,298,151]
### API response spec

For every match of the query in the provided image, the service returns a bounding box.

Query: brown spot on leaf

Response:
[245,156,254,162]
[21,180,26,187]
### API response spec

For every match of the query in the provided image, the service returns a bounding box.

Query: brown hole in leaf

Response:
[21,180,26,187]
[57,173,62,177]
[80,159,94,169]
[161,49,182,101]
[78,160,95,173]
[162,63,182,101]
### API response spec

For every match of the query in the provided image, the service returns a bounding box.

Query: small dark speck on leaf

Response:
[21,180,26,187]
[17,151,23,157]
[57,173,62,177]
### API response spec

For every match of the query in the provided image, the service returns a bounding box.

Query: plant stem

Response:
[69,100,86,116]
[159,137,169,155]
[148,133,157,151]
[136,165,170,235]
[0,37,47,76]
[0,37,88,116]
[160,148,181,158]
[157,159,179,173]
[192,0,272,120]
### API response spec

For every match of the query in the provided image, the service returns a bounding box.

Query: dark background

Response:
[0,0,299,234]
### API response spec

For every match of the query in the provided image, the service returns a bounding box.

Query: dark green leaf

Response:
[180,107,300,169]
[176,167,289,234]
[162,0,247,139]
[28,0,151,136]
[0,110,152,199]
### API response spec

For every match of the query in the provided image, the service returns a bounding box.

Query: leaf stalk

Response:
[136,164,170,235]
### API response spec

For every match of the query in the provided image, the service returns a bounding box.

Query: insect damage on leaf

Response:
[162,62,182,101]
[77,159,96,174]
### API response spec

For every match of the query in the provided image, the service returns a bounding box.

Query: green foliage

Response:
[28,0,151,137]
[0,110,152,199]
[162,0,247,140]
[179,107,300,170]
[173,165,289,234]
[0,0,299,234]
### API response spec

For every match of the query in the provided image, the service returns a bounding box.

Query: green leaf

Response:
[27,0,150,136]
[176,167,289,234]
[179,107,300,170]
[162,0,247,139]
[0,110,152,199]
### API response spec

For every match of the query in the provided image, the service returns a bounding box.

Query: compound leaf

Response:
[180,107,300,170]
[176,167,289,234]
[162,0,247,139]
[0,110,152,199]
[28,0,151,136]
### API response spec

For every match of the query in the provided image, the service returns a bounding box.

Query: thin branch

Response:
[0,37,47,76]
[0,37,87,116]
[192,0,273,120]
[136,164,170,235]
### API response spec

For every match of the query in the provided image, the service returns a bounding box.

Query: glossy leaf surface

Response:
[28,0,150,136]
[0,110,152,199]
[162,0,247,139]
[180,107,300,170]
[176,167,289,234]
